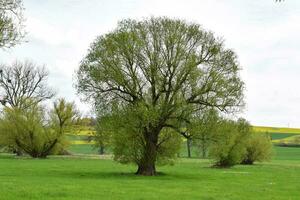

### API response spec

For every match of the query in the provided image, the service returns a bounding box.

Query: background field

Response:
[67,126,300,156]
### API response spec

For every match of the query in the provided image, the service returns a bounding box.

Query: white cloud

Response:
[1,0,300,126]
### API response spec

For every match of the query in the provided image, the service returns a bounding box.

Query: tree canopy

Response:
[76,17,244,175]
[0,0,25,49]
[0,98,78,158]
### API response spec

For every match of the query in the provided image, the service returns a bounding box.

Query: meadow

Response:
[1,127,299,200]
[0,145,300,200]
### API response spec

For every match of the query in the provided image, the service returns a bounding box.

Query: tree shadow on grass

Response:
[43,168,205,181]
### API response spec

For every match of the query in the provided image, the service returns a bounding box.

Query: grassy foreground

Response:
[0,146,300,200]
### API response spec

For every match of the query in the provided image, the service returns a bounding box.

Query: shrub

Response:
[0,99,77,158]
[0,105,60,158]
[241,133,273,165]
[209,118,250,167]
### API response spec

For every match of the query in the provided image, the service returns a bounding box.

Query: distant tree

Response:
[50,98,78,135]
[182,129,193,158]
[166,122,192,158]
[0,0,25,49]
[170,109,219,158]
[93,114,112,155]
[75,117,94,127]
[189,109,220,158]
[76,17,244,175]
[49,98,78,154]
[0,60,55,109]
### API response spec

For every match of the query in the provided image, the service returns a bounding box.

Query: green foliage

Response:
[0,0,25,48]
[188,109,220,158]
[156,128,182,165]
[50,98,78,135]
[98,104,181,166]
[76,17,244,175]
[0,98,78,158]
[241,133,273,164]
[49,98,79,154]
[93,115,113,154]
[209,118,251,167]
[0,105,61,157]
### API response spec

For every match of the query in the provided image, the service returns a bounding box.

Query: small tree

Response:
[50,98,78,135]
[0,105,59,158]
[0,99,77,158]
[49,98,78,154]
[241,133,273,165]
[0,0,25,48]
[0,60,55,109]
[209,118,251,167]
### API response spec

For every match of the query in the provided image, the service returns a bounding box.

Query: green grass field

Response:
[0,146,299,200]
[1,126,299,199]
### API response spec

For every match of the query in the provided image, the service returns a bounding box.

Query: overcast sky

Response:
[1,0,300,127]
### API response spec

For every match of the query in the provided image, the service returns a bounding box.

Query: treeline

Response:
[91,108,273,168]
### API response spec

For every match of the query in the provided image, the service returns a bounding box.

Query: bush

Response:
[241,133,273,165]
[0,99,77,158]
[0,106,61,158]
[209,118,250,167]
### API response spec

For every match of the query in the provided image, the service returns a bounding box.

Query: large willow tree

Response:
[76,17,244,175]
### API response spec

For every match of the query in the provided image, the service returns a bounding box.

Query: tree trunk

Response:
[201,143,207,158]
[202,147,206,158]
[136,132,158,176]
[187,138,191,158]
[15,149,23,156]
[241,158,254,165]
[99,146,104,155]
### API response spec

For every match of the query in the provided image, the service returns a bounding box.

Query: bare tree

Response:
[0,60,55,109]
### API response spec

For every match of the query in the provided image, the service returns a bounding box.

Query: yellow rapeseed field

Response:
[252,126,300,134]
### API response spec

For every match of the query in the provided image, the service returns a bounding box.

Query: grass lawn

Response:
[0,146,300,200]
[274,146,300,160]
[68,144,99,154]
[270,133,296,140]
